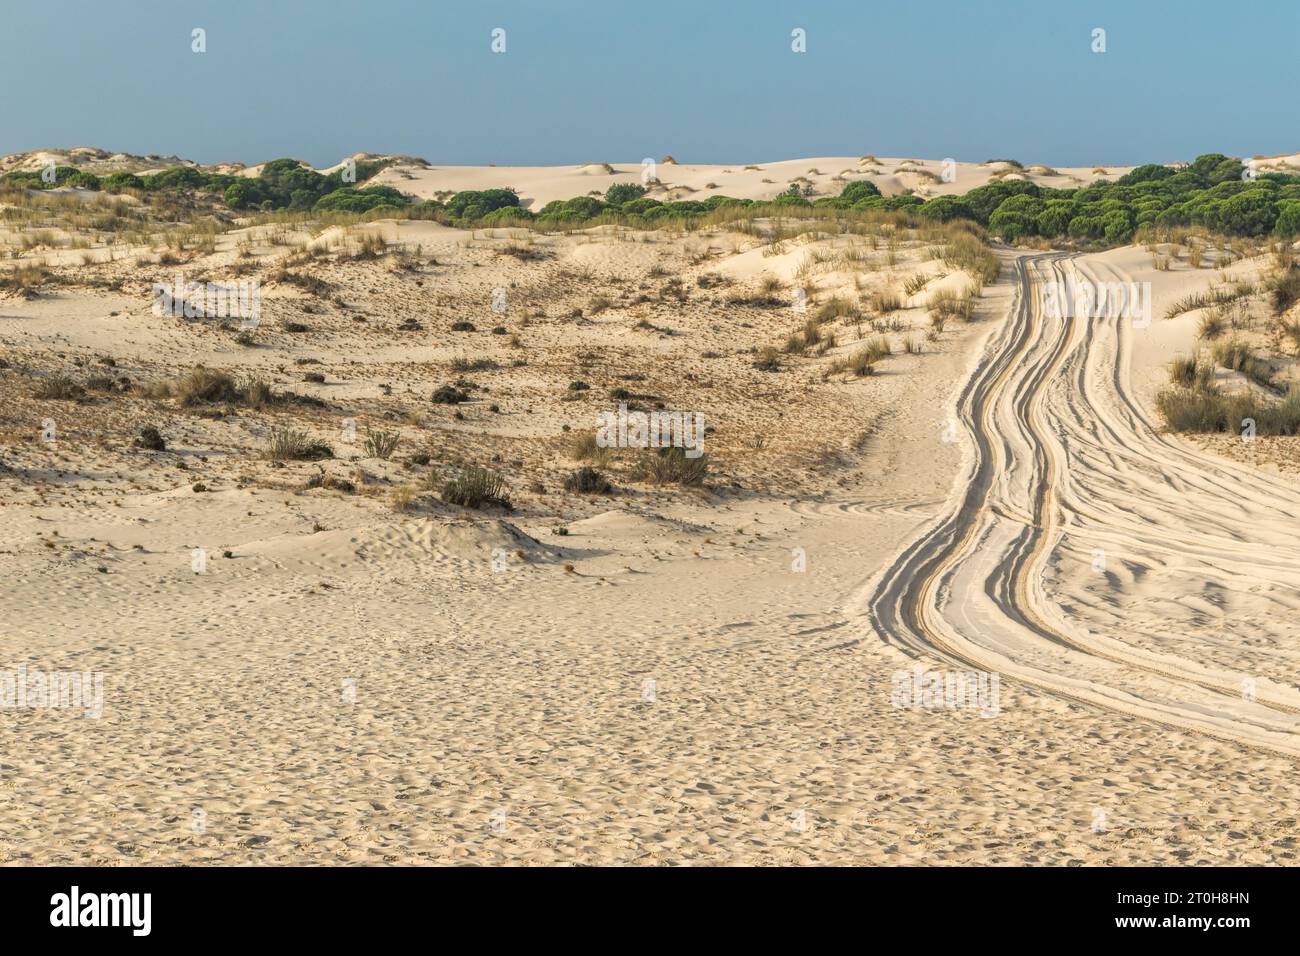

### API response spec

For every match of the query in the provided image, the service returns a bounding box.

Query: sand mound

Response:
[567,509,678,539]
[240,516,558,571]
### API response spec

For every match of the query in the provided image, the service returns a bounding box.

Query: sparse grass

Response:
[1169,354,1212,389]
[389,484,416,512]
[174,367,242,405]
[1165,282,1255,320]
[904,272,937,296]
[928,288,975,322]
[752,347,782,372]
[1267,266,1300,316]
[941,234,1000,285]
[827,344,883,377]
[1157,384,1300,436]
[1197,312,1225,340]
[449,355,499,372]
[813,297,857,323]
[0,261,52,295]
[32,374,85,400]
[265,426,333,461]
[871,289,903,313]
[1212,338,1275,390]
[570,431,611,464]
[630,447,708,486]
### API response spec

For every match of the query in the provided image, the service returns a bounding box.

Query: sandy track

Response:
[864,252,1300,756]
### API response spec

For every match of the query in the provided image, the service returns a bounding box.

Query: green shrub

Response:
[839,180,882,203]
[445,188,520,220]
[605,183,647,205]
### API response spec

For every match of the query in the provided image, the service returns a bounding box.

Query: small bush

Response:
[440,466,512,510]
[266,426,333,461]
[176,367,241,405]
[431,384,470,404]
[1268,267,1300,316]
[364,429,401,460]
[450,356,499,372]
[570,431,610,463]
[563,466,613,494]
[872,289,903,313]
[1197,312,1225,340]
[1212,338,1274,389]
[1169,354,1210,389]
[928,289,974,322]
[630,447,708,486]
[135,426,167,451]
[32,375,85,400]
[389,485,416,513]
[827,348,877,377]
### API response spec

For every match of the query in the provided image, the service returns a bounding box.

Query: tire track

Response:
[862,251,1300,756]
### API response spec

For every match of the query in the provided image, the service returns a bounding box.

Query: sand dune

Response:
[3,149,1300,864]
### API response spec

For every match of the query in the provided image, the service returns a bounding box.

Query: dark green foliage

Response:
[65,156,406,213]
[2,166,100,190]
[1117,164,1176,186]
[896,153,1300,243]
[605,182,647,205]
[537,196,606,220]
[444,188,520,220]
[838,180,882,203]
[478,206,532,225]
[961,180,1042,222]
[1276,202,1300,238]
[314,185,407,213]
[102,171,145,191]
[917,195,975,222]
[620,197,663,215]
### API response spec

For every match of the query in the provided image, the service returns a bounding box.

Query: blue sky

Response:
[1,0,1294,167]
